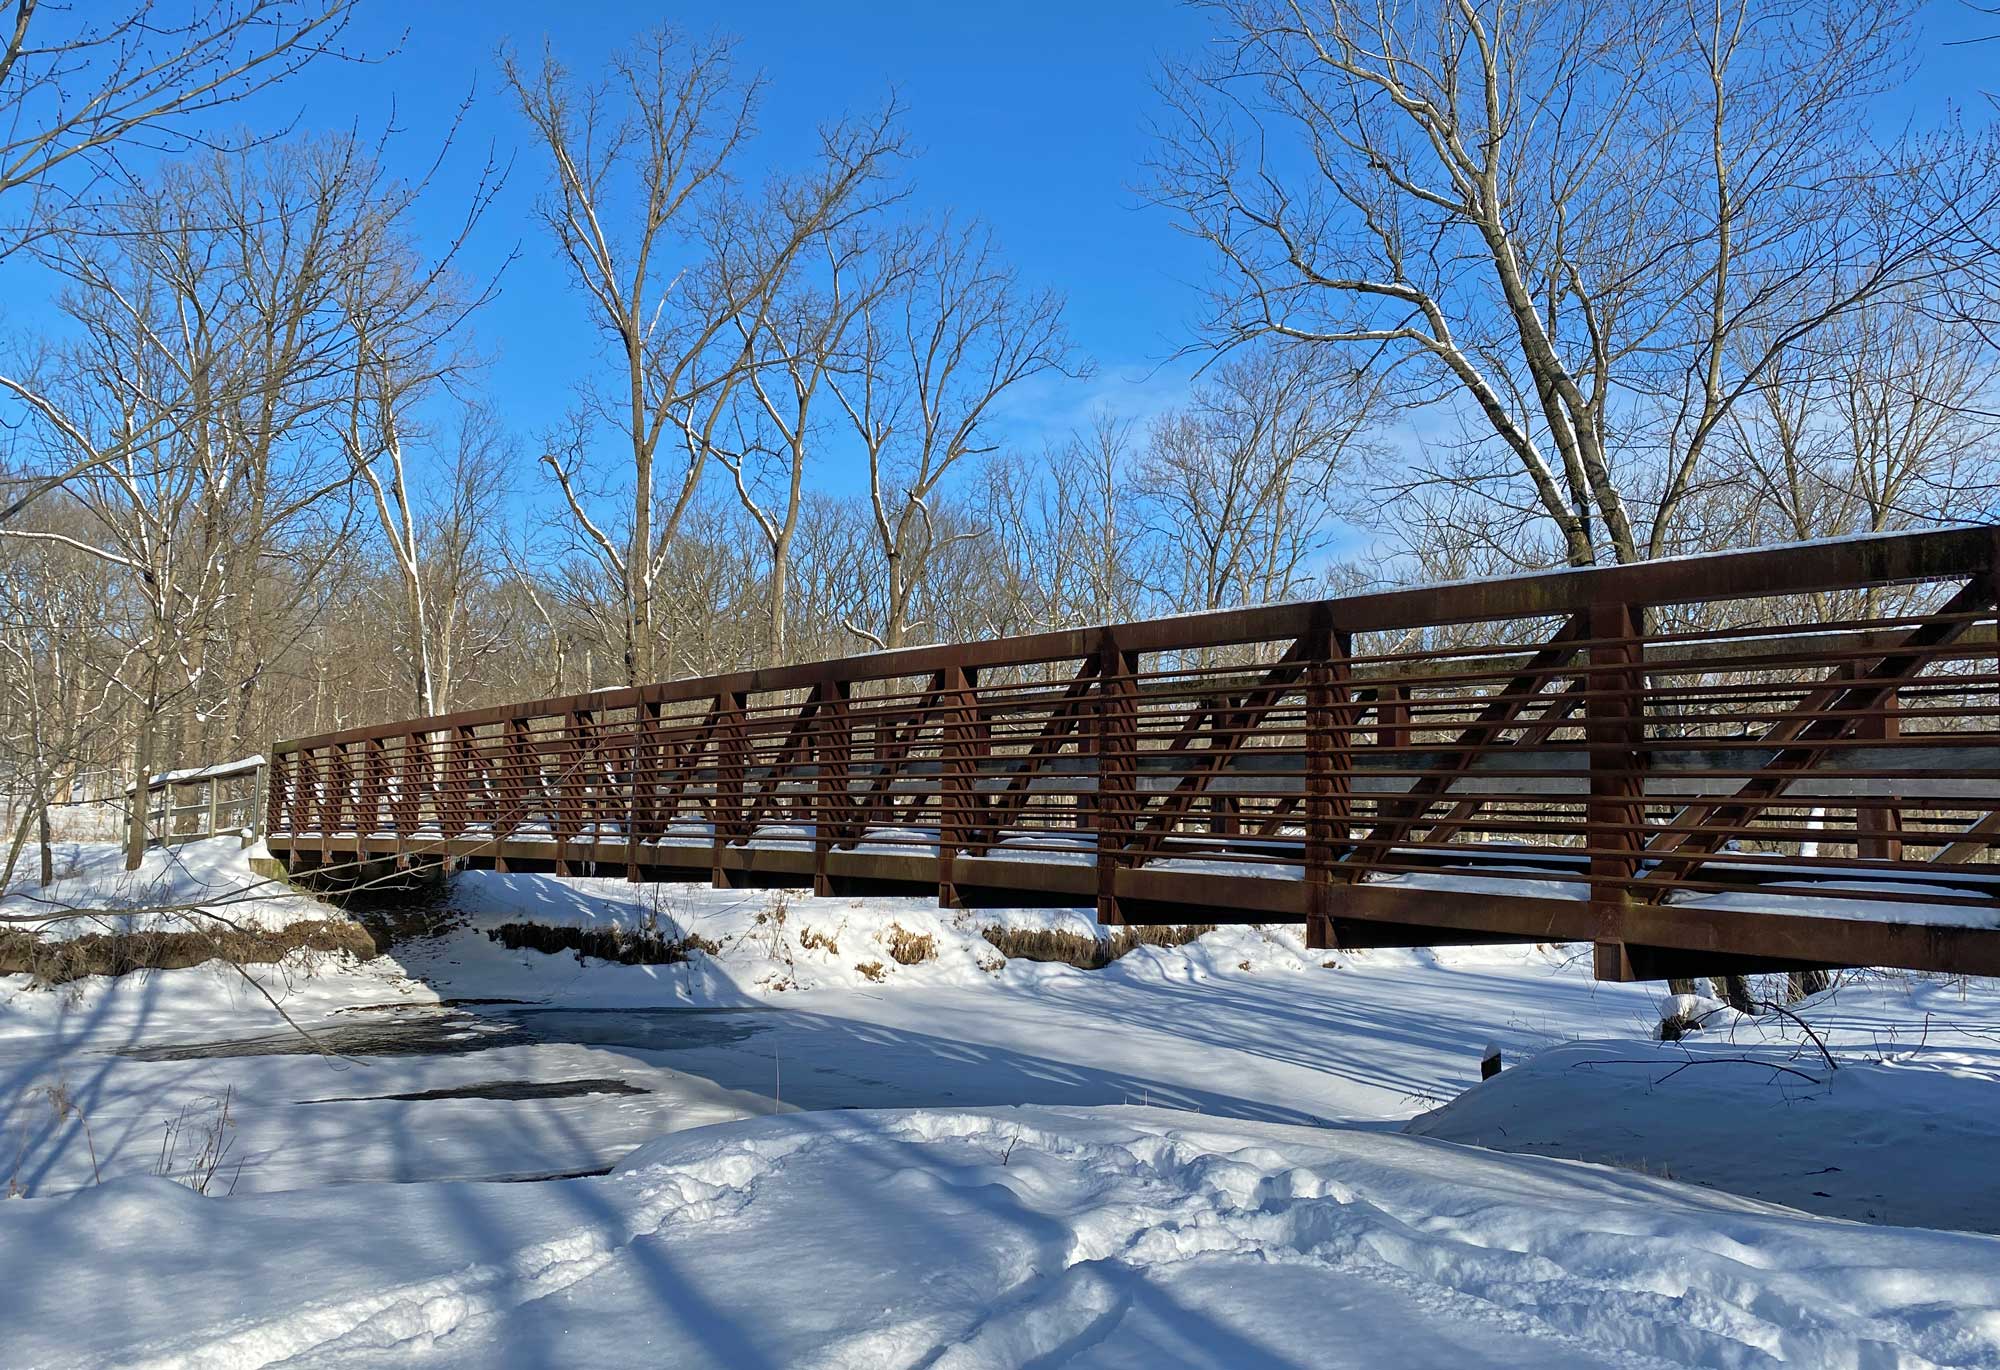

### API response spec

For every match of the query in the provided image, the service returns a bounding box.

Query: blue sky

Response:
[259,0,1223,498]
[9,1,1997,519]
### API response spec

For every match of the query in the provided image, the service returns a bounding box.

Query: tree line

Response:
[1,0,1997,876]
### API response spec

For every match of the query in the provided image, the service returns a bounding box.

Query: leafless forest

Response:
[2,0,1998,877]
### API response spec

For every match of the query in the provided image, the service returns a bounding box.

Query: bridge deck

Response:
[265,528,2000,982]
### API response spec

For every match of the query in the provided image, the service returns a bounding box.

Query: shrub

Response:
[0,920,376,987]
[487,920,718,966]
[977,923,1216,970]
[885,924,937,965]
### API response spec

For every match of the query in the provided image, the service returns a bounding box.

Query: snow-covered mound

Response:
[436,868,1315,1001]
[4,1105,1997,1368]
[2,838,327,942]
[1409,1033,2000,1233]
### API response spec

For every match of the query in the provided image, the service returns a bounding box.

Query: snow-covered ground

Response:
[1411,982,2000,1232]
[3,837,324,940]
[4,842,2000,1367]
[8,1105,2000,1368]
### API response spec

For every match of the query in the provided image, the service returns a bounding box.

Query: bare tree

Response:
[506,30,902,685]
[985,413,1146,635]
[0,140,417,866]
[504,28,747,686]
[351,404,514,714]
[0,511,132,886]
[0,0,367,522]
[833,218,1083,649]
[1136,348,1376,615]
[713,117,907,666]
[334,134,504,717]
[1152,0,2000,567]
[1724,305,2000,547]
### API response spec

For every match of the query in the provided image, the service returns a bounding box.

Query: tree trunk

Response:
[125,708,155,872]
[1720,973,1757,1015]
[38,803,52,887]
[768,538,790,668]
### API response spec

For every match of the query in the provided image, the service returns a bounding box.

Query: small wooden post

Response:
[553,711,585,876]
[288,748,312,842]
[394,734,422,858]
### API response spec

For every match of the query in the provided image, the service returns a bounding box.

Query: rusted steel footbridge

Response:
[265,527,2000,982]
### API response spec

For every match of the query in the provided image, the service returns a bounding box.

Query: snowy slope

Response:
[4,1105,1998,1369]
[3,837,329,941]
[1408,977,2000,1233]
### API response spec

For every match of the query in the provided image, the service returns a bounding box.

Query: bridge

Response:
[264,526,2000,983]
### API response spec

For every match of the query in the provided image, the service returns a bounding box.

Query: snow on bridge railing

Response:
[263,526,2000,982]
[130,755,267,848]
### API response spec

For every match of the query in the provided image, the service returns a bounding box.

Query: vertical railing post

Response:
[713,690,748,888]
[815,681,851,896]
[360,738,385,847]
[627,698,662,882]
[257,753,277,848]
[937,665,979,908]
[409,732,430,850]
[318,744,344,862]
[394,733,421,861]
[439,729,460,841]
[579,709,602,868]
[1095,634,1139,926]
[497,717,532,872]
[1856,688,1904,861]
[1376,683,1410,750]
[329,749,349,848]
[1303,613,1351,950]
[552,710,581,875]
[454,724,478,842]
[273,753,291,839]
[1587,601,1647,981]
[291,749,311,842]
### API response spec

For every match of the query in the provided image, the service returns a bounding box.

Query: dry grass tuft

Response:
[799,926,839,955]
[854,960,887,982]
[885,924,937,965]
[488,920,718,966]
[0,920,376,987]
[978,923,1217,971]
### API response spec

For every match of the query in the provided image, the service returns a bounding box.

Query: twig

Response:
[1573,1056,1826,1086]
[1754,999,1838,1072]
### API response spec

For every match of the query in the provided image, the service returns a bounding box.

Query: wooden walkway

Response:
[264,527,2000,982]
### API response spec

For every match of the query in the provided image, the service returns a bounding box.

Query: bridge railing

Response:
[134,756,266,848]
[265,527,2000,976]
